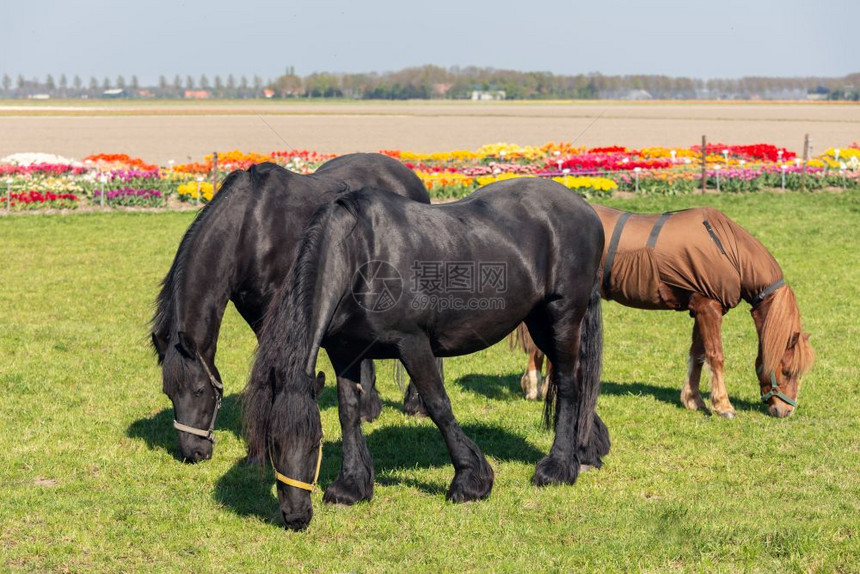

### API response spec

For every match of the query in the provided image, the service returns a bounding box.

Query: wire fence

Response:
[2,135,859,213]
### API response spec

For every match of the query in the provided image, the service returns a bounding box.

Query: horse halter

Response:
[757,364,797,408]
[172,351,224,443]
[271,436,324,492]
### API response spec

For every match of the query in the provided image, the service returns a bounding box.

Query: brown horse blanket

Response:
[592,205,783,310]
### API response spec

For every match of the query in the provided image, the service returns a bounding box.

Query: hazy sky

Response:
[2,0,856,85]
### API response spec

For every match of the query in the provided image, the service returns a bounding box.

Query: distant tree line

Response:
[273,66,859,101]
[2,73,271,99]
[2,66,858,101]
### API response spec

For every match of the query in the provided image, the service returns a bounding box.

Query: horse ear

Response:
[787,331,800,349]
[313,371,326,400]
[176,331,197,358]
[151,332,167,362]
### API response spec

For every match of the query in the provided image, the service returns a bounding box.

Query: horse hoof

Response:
[402,394,428,417]
[359,388,383,423]
[520,371,539,401]
[718,411,736,420]
[323,475,373,506]
[360,404,382,424]
[533,455,578,487]
[402,402,428,418]
[682,398,712,415]
[447,461,494,503]
[360,406,382,423]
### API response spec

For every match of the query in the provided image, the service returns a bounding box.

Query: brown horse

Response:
[515,205,814,418]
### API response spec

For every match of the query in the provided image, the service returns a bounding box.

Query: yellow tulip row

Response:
[473,172,617,192]
[177,181,215,201]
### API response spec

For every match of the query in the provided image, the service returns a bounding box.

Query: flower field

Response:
[1,143,858,210]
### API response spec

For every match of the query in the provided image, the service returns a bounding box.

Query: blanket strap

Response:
[646,212,673,249]
[602,212,632,299]
[702,220,728,256]
[750,278,786,308]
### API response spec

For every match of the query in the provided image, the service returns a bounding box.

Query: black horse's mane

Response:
[150,168,251,360]
[243,196,360,461]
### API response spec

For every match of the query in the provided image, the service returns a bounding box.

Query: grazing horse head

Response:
[243,203,339,530]
[152,330,223,462]
[753,285,815,418]
[244,367,326,531]
[271,372,325,531]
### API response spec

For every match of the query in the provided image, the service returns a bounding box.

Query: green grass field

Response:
[1,191,857,572]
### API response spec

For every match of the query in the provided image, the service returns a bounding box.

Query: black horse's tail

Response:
[543,274,609,466]
[576,276,610,467]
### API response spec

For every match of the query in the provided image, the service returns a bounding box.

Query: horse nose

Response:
[182,450,206,463]
[180,440,213,463]
[767,403,793,418]
[282,510,312,531]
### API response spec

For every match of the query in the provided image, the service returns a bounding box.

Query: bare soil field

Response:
[0,100,857,164]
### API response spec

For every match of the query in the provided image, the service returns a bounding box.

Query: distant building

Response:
[433,83,452,96]
[102,88,126,98]
[29,94,51,100]
[471,90,506,101]
[624,89,653,100]
[262,88,275,98]
[184,90,211,100]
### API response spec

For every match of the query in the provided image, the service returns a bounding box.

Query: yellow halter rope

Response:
[271,438,323,492]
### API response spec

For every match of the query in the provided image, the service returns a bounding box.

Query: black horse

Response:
[151,154,430,462]
[243,178,610,531]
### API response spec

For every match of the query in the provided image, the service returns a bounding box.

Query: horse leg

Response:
[689,295,735,419]
[323,359,375,506]
[680,322,709,413]
[358,360,382,423]
[533,320,584,486]
[521,348,544,400]
[403,358,441,417]
[398,336,494,502]
[534,282,605,485]
[535,353,606,472]
[402,361,437,418]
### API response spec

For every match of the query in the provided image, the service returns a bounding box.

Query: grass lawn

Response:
[0,191,857,572]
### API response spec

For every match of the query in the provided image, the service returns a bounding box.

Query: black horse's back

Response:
[314,153,428,203]
[322,177,603,357]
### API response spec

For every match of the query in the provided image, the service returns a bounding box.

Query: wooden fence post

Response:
[212,152,219,196]
[800,134,810,192]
